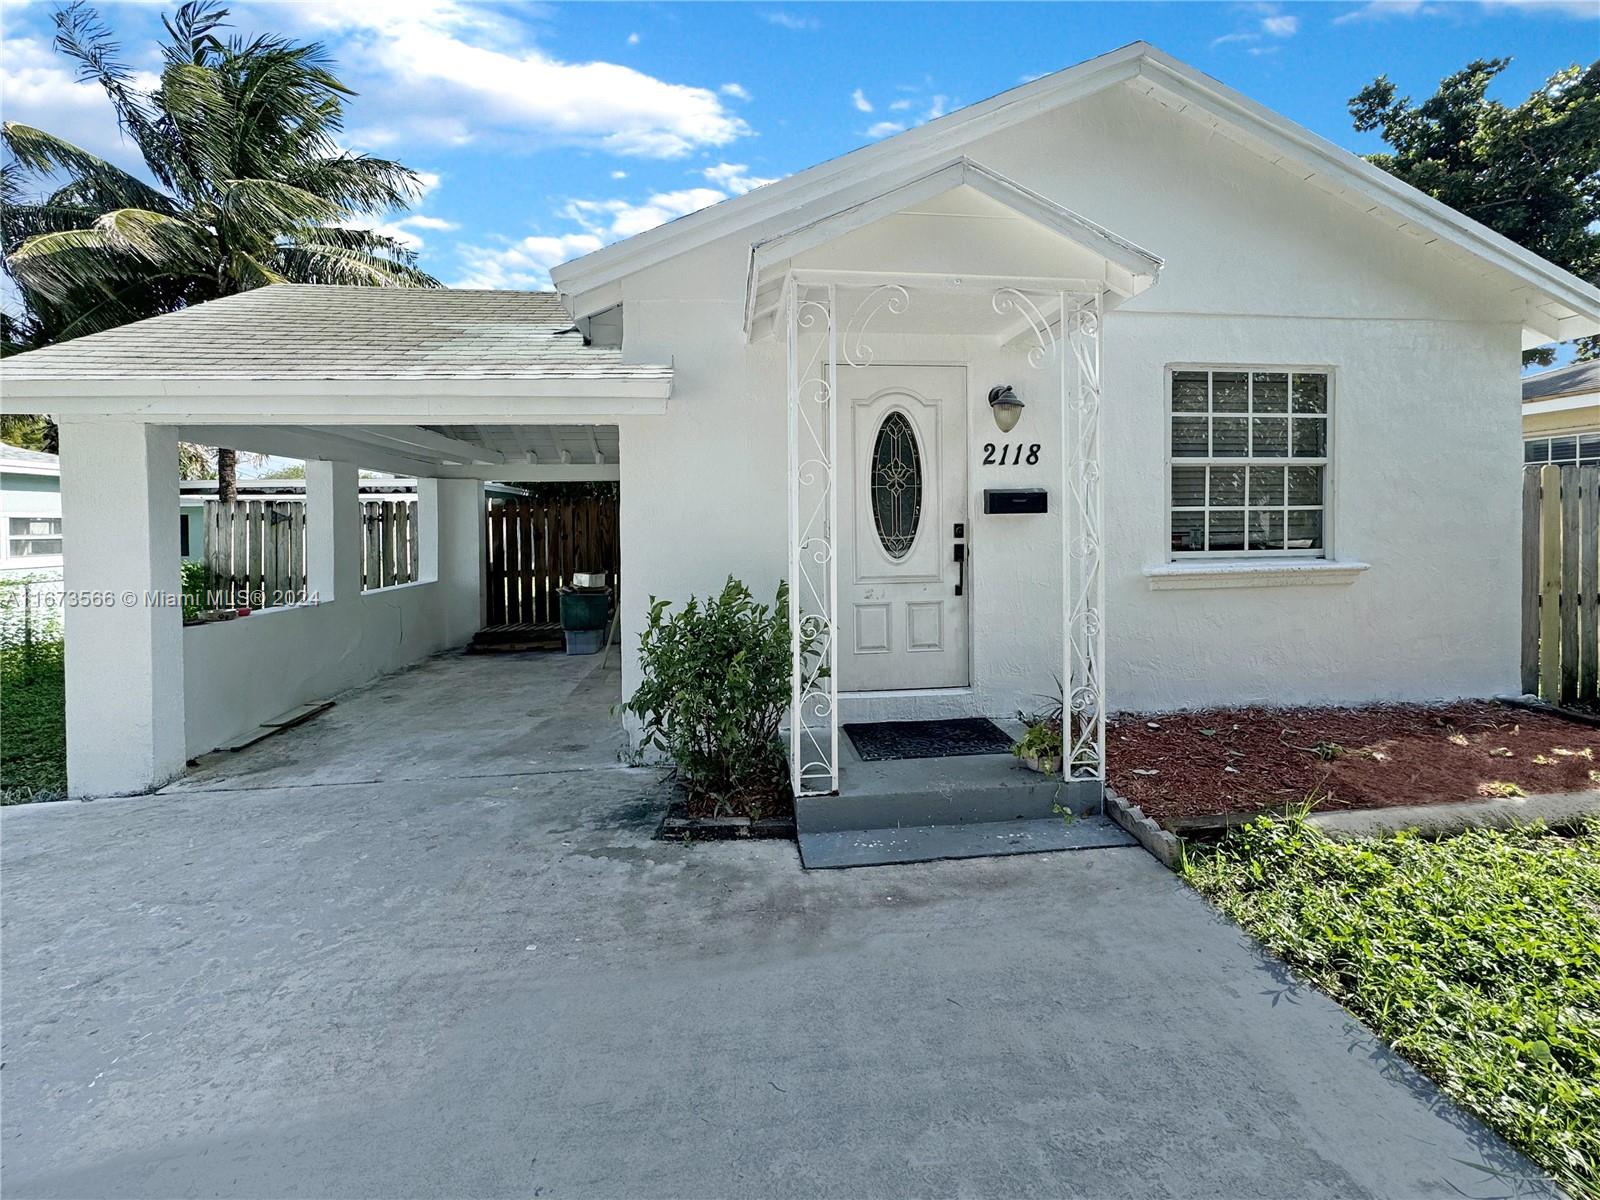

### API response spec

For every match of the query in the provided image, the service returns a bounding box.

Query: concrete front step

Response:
[798,814,1134,869]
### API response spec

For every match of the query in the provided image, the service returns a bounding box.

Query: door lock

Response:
[953,523,966,597]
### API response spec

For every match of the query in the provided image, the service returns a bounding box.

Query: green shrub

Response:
[0,577,66,803]
[623,577,822,816]
[181,559,213,622]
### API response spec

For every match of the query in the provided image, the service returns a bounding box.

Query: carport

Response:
[0,285,670,797]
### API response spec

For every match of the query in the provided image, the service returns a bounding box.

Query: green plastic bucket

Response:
[559,588,610,632]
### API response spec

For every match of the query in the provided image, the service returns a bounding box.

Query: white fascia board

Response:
[432,463,622,482]
[2,377,671,422]
[1130,51,1600,338]
[0,462,60,477]
[1523,394,1600,417]
[551,43,1149,302]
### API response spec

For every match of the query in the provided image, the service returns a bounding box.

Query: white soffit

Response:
[740,157,1165,336]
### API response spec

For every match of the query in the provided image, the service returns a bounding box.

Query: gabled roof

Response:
[0,442,59,474]
[1524,360,1600,404]
[0,285,672,400]
[742,157,1163,334]
[552,42,1600,346]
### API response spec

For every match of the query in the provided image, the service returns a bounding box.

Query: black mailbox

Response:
[984,488,1048,515]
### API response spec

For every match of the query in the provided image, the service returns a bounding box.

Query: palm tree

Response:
[2,1,441,487]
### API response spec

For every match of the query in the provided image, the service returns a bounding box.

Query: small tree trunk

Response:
[217,447,237,502]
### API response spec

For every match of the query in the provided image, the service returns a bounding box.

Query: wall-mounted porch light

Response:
[988,385,1025,434]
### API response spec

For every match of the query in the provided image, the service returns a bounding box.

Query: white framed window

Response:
[7,515,63,559]
[1167,366,1330,559]
[1524,432,1600,465]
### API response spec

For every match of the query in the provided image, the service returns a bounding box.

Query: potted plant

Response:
[1013,681,1065,774]
[1012,717,1063,774]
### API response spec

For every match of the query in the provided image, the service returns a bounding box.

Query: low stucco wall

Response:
[182,471,484,758]
[183,582,467,757]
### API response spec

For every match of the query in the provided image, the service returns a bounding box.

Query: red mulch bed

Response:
[1106,701,1600,824]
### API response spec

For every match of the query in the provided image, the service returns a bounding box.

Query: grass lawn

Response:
[1184,817,1599,1200]
[1,636,66,804]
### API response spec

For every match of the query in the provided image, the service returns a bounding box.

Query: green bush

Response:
[1185,817,1600,1199]
[623,577,822,816]
[0,576,66,803]
[181,559,213,622]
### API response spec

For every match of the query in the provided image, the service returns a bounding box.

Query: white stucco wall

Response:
[610,81,1526,718]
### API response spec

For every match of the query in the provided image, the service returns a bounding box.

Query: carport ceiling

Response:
[425,424,619,465]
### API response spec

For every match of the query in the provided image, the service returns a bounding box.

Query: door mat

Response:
[843,717,1014,762]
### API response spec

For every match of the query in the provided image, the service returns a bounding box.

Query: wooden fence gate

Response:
[485,495,618,626]
[1522,463,1600,705]
[205,500,308,608]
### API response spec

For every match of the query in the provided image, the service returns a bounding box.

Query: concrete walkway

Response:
[1,653,1554,1198]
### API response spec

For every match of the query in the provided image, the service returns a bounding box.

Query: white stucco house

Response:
[3,43,1598,804]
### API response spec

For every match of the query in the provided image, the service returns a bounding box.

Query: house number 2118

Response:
[982,442,1041,466]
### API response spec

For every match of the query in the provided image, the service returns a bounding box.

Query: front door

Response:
[839,365,969,691]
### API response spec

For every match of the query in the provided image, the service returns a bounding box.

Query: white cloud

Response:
[865,120,906,139]
[292,4,749,159]
[357,211,461,250]
[626,31,640,45]
[764,10,819,30]
[889,98,913,111]
[702,162,779,195]
[851,87,873,113]
[924,95,948,121]
[721,82,752,100]
[1212,7,1302,47]
[1330,0,1592,21]
[0,36,155,174]
[611,169,628,180]
[564,187,728,239]
[454,232,605,289]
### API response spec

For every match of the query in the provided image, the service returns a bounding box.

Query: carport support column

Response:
[304,460,361,602]
[59,420,185,797]
[434,478,486,645]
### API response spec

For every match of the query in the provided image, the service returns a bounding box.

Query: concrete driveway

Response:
[1,653,1553,1198]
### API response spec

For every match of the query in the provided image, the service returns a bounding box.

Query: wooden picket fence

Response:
[1521,464,1600,705]
[205,500,308,608]
[360,500,421,591]
[202,498,418,606]
[485,495,619,626]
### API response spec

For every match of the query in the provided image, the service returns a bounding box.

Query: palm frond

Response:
[226,251,286,290]
[217,177,342,237]
[297,224,422,265]
[285,154,424,214]
[161,1,230,68]
[275,242,441,288]
[92,208,215,269]
[51,3,171,182]
[1,124,175,214]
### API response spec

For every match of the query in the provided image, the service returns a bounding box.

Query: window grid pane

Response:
[1171,367,1328,559]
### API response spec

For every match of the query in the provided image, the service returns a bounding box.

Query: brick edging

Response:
[1103,786,1182,870]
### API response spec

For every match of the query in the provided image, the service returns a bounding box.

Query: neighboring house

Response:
[2,42,1598,801]
[1522,360,1600,467]
[0,442,63,586]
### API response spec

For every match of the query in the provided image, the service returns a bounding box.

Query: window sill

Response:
[1144,558,1370,591]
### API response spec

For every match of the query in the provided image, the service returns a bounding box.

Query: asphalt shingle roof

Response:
[1523,360,1600,403]
[0,285,670,382]
[0,442,59,468]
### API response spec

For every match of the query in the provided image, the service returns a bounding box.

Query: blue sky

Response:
[1,0,1595,298]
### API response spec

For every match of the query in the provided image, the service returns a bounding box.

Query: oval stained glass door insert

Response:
[870,411,922,559]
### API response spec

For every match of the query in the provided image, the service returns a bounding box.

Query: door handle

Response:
[954,542,966,597]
